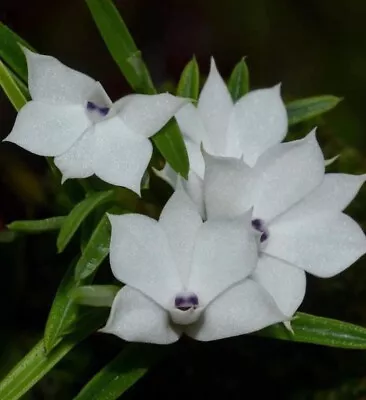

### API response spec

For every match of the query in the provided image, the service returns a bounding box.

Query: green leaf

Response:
[152,119,190,179]
[74,344,164,400]
[71,285,120,307]
[44,261,89,352]
[260,312,366,349]
[85,0,154,94]
[287,95,342,125]
[0,312,105,400]
[57,190,115,253]
[177,57,200,100]
[0,59,27,111]
[228,58,249,101]
[7,216,65,233]
[0,22,33,83]
[75,213,111,280]
[0,230,18,243]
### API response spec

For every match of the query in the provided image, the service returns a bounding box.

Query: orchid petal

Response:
[115,93,188,138]
[252,254,306,317]
[101,286,180,344]
[92,117,152,194]
[4,101,90,156]
[203,152,252,219]
[197,58,233,154]
[187,279,285,341]
[108,213,182,308]
[185,138,205,178]
[54,127,95,182]
[267,212,366,278]
[251,131,325,222]
[24,48,96,104]
[275,173,366,224]
[176,103,211,149]
[188,211,257,305]
[183,171,205,218]
[227,85,287,166]
[159,187,203,285]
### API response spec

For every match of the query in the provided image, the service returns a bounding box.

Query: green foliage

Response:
[152,119,190,179]
[74,344,164,400]
[0,312,105,400]
[7,216,65,233]
[57,190,115,253]
[287,95,342,125]
[177,57,200,100]
[260,312,366,349]
[44,261,93,353]
[85,0,154,94]
[74,213,112,280]
[228,58,249,101]
[71,285,120,307]
[0,22,32,82]
[0,60,27,111]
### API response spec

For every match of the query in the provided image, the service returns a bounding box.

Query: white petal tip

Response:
[283,320,294,335]
[273,82,282,92]
[20,44,31,55]
[209,57,220,76]
[324,154,340,167]
[106,212,115,223]
[307,127,318,139]
[200,144,212,160]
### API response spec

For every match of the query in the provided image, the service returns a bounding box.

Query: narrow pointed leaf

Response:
[177,57,199,100]
[85,0,154,94]
[287,95,342,125]
[10,69,29,97]
[0,22,33,83]
[44,261,94,353]
[8,216,65,233]
[228,58,249,101]
[0,311,105,400]
[260,312,366,349]
[152,119,189,179]
[74,344,165,400]
[71,285,120,307]
[0,59,27,111]
[75,213,111,280]
[57,190,115,253]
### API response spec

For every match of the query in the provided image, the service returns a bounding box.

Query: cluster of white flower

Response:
[5,51,366,344]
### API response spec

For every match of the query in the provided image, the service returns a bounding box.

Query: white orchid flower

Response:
[203,131,366,318]
[4,49,187,194]
[101,186,285,344]
[155,58,287,211]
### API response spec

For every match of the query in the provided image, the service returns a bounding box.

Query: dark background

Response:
[2,1,366,398]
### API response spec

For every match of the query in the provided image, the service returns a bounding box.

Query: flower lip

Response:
[251,218,269,243]
[170,292,202,325]
[174,292,199,311]
[86,101,110,117]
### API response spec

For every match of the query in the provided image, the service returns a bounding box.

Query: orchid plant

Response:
[0,0,366,399]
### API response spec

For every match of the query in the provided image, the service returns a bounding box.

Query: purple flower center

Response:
[86,101,109,117]
[174,293,199,311]
[251,218,269,243]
